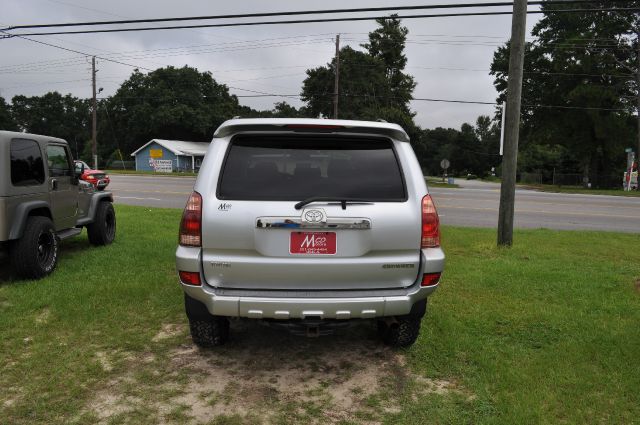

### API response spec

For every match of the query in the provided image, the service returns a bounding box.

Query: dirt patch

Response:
[35,308,50,324]
[86,320,469,424]
[3,397,17,408]
[95,351,113,372]
[635,279,640,293]
[153,323,187,342]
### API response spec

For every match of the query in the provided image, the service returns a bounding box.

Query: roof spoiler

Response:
[213,118,410,143]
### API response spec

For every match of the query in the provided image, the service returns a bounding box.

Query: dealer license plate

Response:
[290,232,336,255]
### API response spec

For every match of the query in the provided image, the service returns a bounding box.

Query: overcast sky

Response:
[0,0,541,130]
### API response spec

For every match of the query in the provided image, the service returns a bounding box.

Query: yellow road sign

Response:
[149,149,163,158]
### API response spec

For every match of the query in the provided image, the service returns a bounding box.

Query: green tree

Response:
[490,1,638,185]
[0,97,17,131]
[269,101,307,118]
[10,92,90,157]
[362,15,416,114]
[302,46,391,120]
[103,66,244,156]
[301,17,416,126]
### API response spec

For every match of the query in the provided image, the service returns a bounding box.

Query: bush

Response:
[466,174,478,180]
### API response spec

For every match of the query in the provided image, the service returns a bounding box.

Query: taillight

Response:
[421,194,440,248]
[179,191,202,247]
[179,271,201,286]
[421,272,441,287]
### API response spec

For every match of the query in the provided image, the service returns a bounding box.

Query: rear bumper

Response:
[182,282,437,319]
[176,246,443,320]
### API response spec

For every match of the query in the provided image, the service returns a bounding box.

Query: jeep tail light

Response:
[179,271,201,286]
[179,191,202,247]
[421,272,441,287]
[421,194,440,248]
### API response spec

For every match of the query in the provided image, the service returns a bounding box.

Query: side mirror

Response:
[74,164,85,179]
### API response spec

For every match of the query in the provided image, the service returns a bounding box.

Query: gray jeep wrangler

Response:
[0,131,116,279]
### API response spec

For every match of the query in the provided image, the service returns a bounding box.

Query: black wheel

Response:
[87,202,116,246]
[10,216,59,279]
[378,316,422,348]
[189,317,230,347]
[184,294,230,347]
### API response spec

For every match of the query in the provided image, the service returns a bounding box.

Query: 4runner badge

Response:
[218,203,232,211]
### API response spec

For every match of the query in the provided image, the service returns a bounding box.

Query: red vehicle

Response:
[74,160,110,191]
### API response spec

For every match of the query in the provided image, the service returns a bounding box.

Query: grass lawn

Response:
[425,177,460,189]
[522,184,640,197]
[1,205,639,424]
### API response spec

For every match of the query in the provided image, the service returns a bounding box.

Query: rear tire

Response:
[378,316,422,348]
[184,294,230,347]
[189,317,230,347]
[87,202,116,245]
[10,216,58,279]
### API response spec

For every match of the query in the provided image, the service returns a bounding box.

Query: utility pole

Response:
[333,34,340,119]
[636,36,639,170]
[91,56,98,169]
[497,0,527,247]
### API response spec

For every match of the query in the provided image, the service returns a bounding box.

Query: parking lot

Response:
[109,174,640,233]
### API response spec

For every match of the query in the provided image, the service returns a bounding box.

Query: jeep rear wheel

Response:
[378,316,422,348]
[10,216,58,279]
[87,202,116,245]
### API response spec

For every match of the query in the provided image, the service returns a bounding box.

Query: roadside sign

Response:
[499,101,506,156]
[154,159,173,173]
[150,149,163,158]
[625,148,633,153]
[440,159,450,170]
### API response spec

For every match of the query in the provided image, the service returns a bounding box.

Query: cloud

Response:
[0,0,541,129]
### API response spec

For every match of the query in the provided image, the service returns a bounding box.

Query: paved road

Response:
[109,175,640,233]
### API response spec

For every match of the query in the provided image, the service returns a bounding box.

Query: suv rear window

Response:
[10,139,45,186]
[218,136,406,201]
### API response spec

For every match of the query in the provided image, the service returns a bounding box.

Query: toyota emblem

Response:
[304,209,324,223]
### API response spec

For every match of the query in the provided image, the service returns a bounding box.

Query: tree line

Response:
[1,3,637,185]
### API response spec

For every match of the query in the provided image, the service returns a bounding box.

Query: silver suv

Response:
[176,118,444,347]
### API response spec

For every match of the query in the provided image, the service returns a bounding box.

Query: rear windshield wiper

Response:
[294,197,375,210]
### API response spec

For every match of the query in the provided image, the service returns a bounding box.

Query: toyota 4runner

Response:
[0,131,116,279]
[176,119,444,347]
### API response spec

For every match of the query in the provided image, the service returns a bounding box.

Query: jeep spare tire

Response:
[87,201,116,246]
[10,216,59,279]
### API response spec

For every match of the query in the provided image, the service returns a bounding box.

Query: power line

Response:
[95,90,633,112]
[1,30,634,74]
[3,8,640,38]
[1,2,620,31]
[0,78,91,90]
[0,36,336,73]
[0,30,153,72]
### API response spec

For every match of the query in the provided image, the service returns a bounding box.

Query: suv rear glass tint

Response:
[218,136,406,201]
[10,139,45,186]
